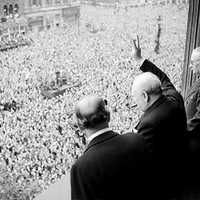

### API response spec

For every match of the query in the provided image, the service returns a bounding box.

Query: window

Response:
[29,0,32,7]
[32,0,37,6]
[30,0,42,7]
[9,4,13,14]
[14,4,19,14]
[46,0,53,6]
[63,0,69,4]
[38,0,42,6]
[3,5,8,16]
[55,0,61,4]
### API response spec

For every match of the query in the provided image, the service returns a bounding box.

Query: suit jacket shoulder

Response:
[71,130,151,200]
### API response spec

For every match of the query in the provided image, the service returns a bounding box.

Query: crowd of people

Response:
[0,34,32,52]
[0,3,188,199]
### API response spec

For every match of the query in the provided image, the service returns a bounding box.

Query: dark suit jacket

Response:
[186,79,200,135]
[135,60,187,199]
[185,78,200,189]
[71,131,153,200]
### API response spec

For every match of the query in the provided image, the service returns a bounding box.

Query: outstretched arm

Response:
[132,35,173,87]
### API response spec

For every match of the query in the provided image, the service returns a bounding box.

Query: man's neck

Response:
[146,95,162,111]
[85,124,109,139]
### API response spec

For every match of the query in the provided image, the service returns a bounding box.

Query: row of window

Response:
[29,0,69,7]
[3,4,19,15]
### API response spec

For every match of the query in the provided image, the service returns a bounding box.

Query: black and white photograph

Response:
[1,0,200,200]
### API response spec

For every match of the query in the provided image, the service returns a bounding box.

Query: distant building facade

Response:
[124,0,189,5]
[146,0,189,5]
[83,0,188,6]
[0,0,80,34]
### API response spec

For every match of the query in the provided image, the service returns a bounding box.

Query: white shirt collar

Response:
[87,127,112,143]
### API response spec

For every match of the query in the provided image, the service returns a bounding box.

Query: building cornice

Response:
[24,3,80,15]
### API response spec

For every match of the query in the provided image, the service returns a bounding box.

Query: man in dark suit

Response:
[131,37,187,199]
[71,95,152,200]
[184,47,200,195]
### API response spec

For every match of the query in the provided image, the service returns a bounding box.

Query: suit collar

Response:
[135,95,166,129]
[87,127,112,143]
[84,131,118,153]
[144,94,166,114]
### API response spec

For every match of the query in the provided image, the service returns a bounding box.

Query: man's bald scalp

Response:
[76,96,104,118]
[75,95,110,129]
[132,72,162,95]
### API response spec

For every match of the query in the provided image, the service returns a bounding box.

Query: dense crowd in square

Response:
[0,4,188,199]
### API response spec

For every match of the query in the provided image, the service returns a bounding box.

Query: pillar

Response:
[182,0,200,100]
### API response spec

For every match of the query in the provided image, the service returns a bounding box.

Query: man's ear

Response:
[142,91,149,103]
[76,118,85,131]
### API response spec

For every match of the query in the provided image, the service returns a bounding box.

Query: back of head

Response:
[133,72,162,95]
[75,95,110,130]
[132,72,162,111]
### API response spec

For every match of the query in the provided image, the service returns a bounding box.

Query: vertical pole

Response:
[77,15,80,35]
[18,23,20,34]
[77,8,80,35]
[8,27,11,40]
[182,0,200,98]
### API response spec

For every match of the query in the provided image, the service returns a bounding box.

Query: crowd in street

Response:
[0,3,188,199]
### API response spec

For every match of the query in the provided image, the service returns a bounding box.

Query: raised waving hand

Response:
[131,35,142,60]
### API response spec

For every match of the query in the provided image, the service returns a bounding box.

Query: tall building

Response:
[0,0,80,33]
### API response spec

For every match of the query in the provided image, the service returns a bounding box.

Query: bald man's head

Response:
[75,95,110,130]
[132,72,162,111]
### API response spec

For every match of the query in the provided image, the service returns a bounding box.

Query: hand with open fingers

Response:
[132,35,142,60]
